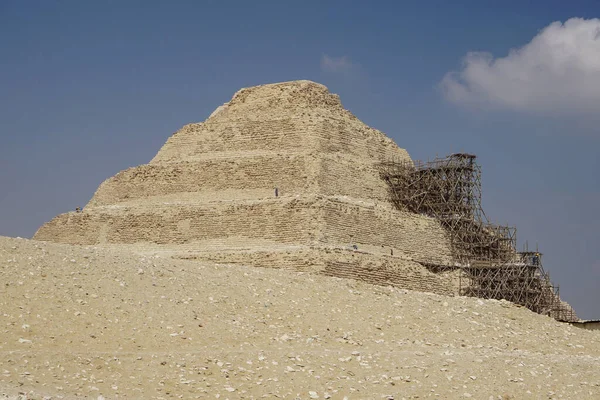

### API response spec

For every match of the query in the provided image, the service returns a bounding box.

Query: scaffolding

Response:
[461,252,560,316]
[380,154,516,263]
[380,154,577,321]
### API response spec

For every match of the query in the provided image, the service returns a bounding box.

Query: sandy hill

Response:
[1,236,599,399]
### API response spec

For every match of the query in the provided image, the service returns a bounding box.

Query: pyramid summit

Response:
[34,80,459,294]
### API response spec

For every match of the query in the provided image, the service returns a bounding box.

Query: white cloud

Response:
[321,54,354,73]
[441,18,600,116]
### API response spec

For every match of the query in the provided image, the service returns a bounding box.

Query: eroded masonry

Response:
[34,80,577,321]
[380,154,576,321]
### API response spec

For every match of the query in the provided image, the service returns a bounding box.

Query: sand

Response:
[1,236,599,399]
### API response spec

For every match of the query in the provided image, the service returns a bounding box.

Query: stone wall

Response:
[320,199,452,265]
[88,155,395,208]
[36,198,320,246]
[88,155,317,207]
[174,247,456,296]
[152,119,312,162]
[36,195,452,265]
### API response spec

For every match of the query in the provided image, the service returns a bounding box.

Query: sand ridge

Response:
[1,236,599,399]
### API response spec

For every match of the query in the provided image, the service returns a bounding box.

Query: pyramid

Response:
[34,80,456,294]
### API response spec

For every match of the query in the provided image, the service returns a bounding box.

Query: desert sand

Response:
[1,236,599,399]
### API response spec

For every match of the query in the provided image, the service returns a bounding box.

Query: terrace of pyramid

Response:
[34,80,459,295]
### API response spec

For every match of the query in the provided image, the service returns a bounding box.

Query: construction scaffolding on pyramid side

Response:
[380,153,576,321]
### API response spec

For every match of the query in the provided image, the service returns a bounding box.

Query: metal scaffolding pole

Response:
[379,154,577,322]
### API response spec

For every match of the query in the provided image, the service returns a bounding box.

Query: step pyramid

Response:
[34,80,456,294]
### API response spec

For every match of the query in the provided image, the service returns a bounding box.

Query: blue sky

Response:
[1,1,599,318]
